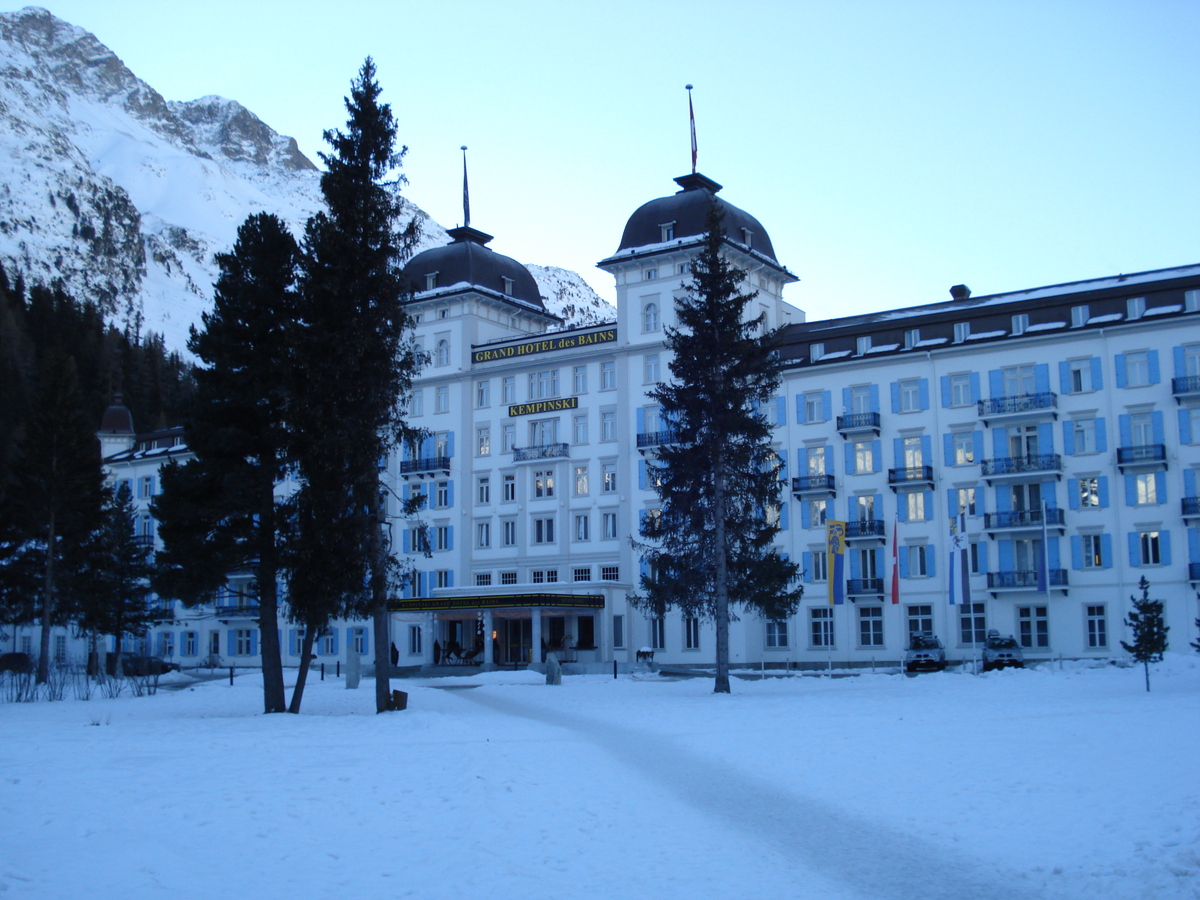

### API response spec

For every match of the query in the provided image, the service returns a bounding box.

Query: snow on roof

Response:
[1088,313,1124,324]
[1143,304,1182,317]
[865,343,900,354]
[967,330,1007,341]
[914,337,948,347]
[1026,322,1066,333]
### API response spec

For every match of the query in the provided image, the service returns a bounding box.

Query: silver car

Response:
[904,633,946,673]
[981,631,1024,671]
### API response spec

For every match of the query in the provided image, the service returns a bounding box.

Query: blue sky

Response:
[33,0,1200,318]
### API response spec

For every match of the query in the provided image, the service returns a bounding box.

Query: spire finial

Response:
[461,145,470,227]
[686,84,697,174]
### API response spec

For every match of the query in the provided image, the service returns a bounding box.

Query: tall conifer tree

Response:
[635,203,802,693]
[1121,576,1169,692]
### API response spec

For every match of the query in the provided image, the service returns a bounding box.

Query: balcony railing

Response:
[400,456,450,475]
[133,534,155,548]
[981,454,1062,478]
[836,412,881,434]
[1172,374,1200,396]
[513,442,570,461]
[215,605,261,619]
[1116,444,1166,469]
[791,474,836,495]
[636,430,679,449]
[977,392,1057,419]
[888,465,934,487]
[846,578,884,595]
[845,519,886,540]
[984,508,1066,531]
[986,569,1068,590]
[1182,496,1200,518]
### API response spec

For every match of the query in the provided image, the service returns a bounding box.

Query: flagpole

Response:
[461,145,470,227]
[686,84,697,174]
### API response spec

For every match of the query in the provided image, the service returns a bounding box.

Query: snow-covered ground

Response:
[1,657,1197,899]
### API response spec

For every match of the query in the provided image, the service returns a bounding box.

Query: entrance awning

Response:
[389,592,604,613]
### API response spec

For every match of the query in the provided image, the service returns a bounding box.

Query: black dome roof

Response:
[615,173,778,262]
[403,226,544,311]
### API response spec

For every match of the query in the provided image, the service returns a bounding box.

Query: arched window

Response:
[643,302,659,333]
[436,339,450,367]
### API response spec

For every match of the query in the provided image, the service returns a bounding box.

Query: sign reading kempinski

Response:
[472,327,617,364]
[508,397,578,417]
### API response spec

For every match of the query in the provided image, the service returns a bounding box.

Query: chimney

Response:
[949,284,971,301]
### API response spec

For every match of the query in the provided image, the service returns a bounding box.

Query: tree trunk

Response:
[712,463,731,694]
[257,494,286,713]
[1143,659,1151,692]
[36,513,56,684]
[368,493,392,712]
[288,627,318,713]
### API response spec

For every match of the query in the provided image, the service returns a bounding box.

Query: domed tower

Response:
[97,393,136,459]
[596,172,803,347]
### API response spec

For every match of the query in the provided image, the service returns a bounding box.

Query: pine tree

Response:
[1121,576,1169,692]
[292,58,421,713]
[634,202,802,693]
[152,212,300,713]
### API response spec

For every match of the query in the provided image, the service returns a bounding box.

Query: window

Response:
[810,547,828,581]
[601,463,617,493]
[1011,313,1029,336]
[960,603,987,646]
[660,223,675,241]
[1187,290,1200,313]
[501,571,518,585]
[477,476,490,505]
[1085,605,1107,649]
[476,521,491,548]
[858,607,884,647]
[1081,534,1103,568]
[956,486,977,516]
[573,465,589,496]
[766,619,789,649]
[533,470,555,499]
[1134,472,1158,505]
[1002,365,1036,397]
[899,379,920,412]
[809,342,825,361]
[235,629,253,656]
[435,386,449,413]
[1125,351,1150,387]
[644,353,660,383]
[435,339,449,366]
[1127,296,1146,320]
[613,614,625,649]
[139,476,155,498]
[804,392,824,423]
[906,604,933,639]
[643,302,660,332]
[808,500,827,530]
[601,411,616,442]
[435,525,450,551]
[475,573,492,586]
[502,520,517,547]
[410,390,424,416]
[905,491,925,521]
[1078,477,1100,508]
[475,426,490,456]
[572,414,588,444]
[1138,530,1161,565]
[529,369,559,399]
[684,616,701,650]
[533,517,555,544]
[602,512,618,539]
[600,361,615,390]
[810,607,835,647]
[644,267,657,280]
[502,474,516,502]
[949,373,972,407]
[970,540,984,574]
[1018,606,1049,648]
[434,481,449,508]
[408,625,422,655]
[501,424,516,452]
[650,617,666,650]
[1072,419,1096,454]
[573,514,590,541]
[953,432,975,465]
[435,570,451,589]
[904,329,920,350]
[601,565,620,581]
[532,569,560,584]
[907,545,929,577]
[954,322,969,343]
[853,441,874,474]
[1071,305,1089,328]
[573,365,587,394]
[1068,359,1093,393]
[425,272,438,290]
[856,336,872,355]
[850,385,871,414]
[182,631,198,657]
[501,276,514,295]
[502,376,516,404]
[476,380,490,408]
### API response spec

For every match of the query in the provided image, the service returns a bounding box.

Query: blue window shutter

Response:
[973,431,984,462]
[1152,411,1165,444]
[988,369,1003,397]
[1179,408,1193,446]
[1034,364,1050,393]
[923,491,934,521]
[1161,531,1172,566]
[1185,468,1196,497]
[1058,361,1070,393]
[943,433,954,466]
[1100,534,1113,569]
[447,526,453,551]
[638,460,646,490]
[1155,472,1167,503]
[869,384,880,412]
[921,434,932,462]
[872,440,881,472]
[970,372,982,404]
[447,481,455,508]
[795,394,804,424]
[998,541,1014,571]
[918,379,930,410]
[228,629,236,655]
[940,375,951,408]
[447,432,455,457]
[401,483,410,502]
[899,548,909,578]
[1127,532,1139,566]
[1067,479,1079,510]
[842,387,852,414]
[1037,422,1054,452]
[844,442,855,473]
[890,382,901,413]
[288,629,296,654]
[993,428,1008,457]
[945,488,957,513]
[402,529,410,554]
[926,548,936,577]
[1090,357,1103,390]
[775,397,785,425]
[1118,415,1132,447]
[1062,421,1075,455]
[1175,345,1186,377]
[801,551,813,583]
[800,503,811,529]
[1095,418,1108,453]
[1115,354,1127,388]
[1070,536,1082,569]
[1190,527,1200,563]
[1124,474,1137,506]
[779,502,789,531]
[898,497,909,523]
[995,489,1012,513]
[1098,477,1110,508]
[636,406,645,433]
[332,630,339,655]
[250,630,258,657]
[1047,537,1061,571]
[893,437,904,466]
[824,445,834,474]
[822,391,832,421]
[1148,350,1161,385]
[849,550,861,579]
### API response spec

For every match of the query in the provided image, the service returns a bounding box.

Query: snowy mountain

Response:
[0,7,612,351]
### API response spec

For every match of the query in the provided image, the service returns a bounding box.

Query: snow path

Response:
[452,686,1047,900]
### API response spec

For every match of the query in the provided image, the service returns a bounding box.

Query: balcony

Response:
[636,430,680,452]
[1190,562,1200,583]
[133,534,155,549]
[888,465,934,490]
[400,456,450,478]
[791,474,836,497]
[846,578,884,597]
[986,569,1068,594]
[1116,444,1167,472]
[836,412,881,436]
[1172,374,1200,399]
[977,392,1057,424]
[845,519,886,542]
[984,507,1066,535]
[981,454,1062,482]
[1182,496,1200,522]
[513,442,570,462]
[215,605,261,621]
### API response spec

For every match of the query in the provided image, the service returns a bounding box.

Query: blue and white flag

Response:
[948,512,969,605]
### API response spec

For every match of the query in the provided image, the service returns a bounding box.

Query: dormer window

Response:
[904,328,920,350]
[1127,296,1146,320]
[741,227,753,248]
[501,276,514,295]
[660,222,675,242]
[1011,313,1029,336]
[809,342,824,361]
[856,336,871,355]
[425,272,438,290]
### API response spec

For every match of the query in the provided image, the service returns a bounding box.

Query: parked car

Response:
[0,652,33,674]
[982,631,1025,671]
[120,655,180,676]
[903,633,946,673]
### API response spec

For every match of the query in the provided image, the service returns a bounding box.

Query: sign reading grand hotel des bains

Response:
[471,327,616,365]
